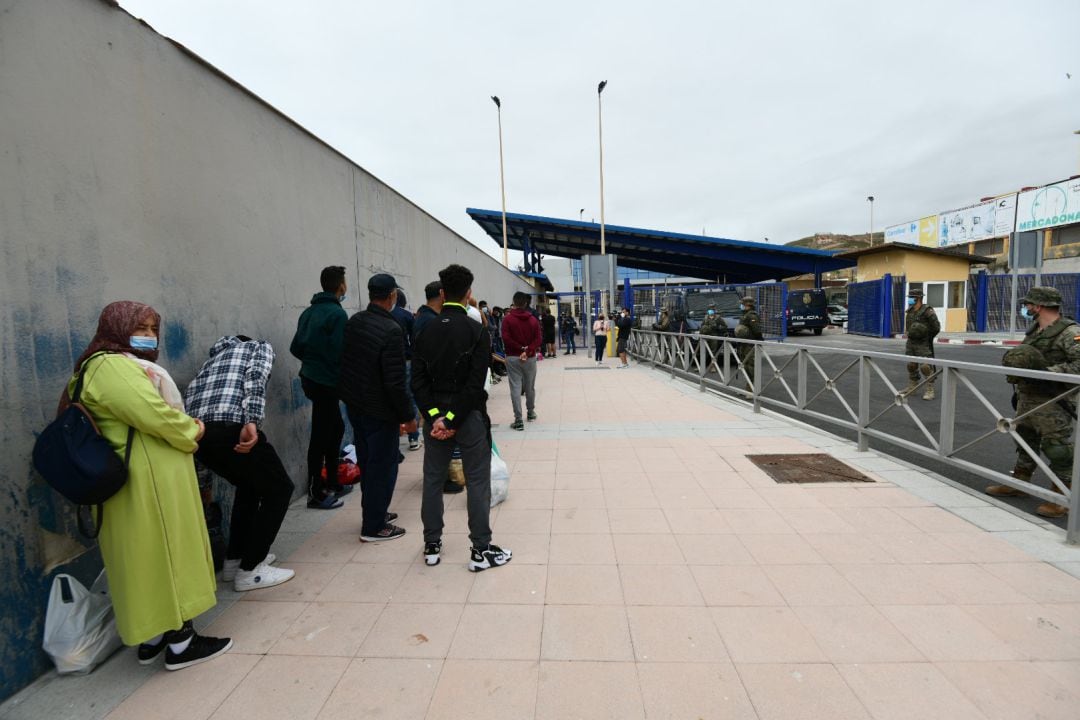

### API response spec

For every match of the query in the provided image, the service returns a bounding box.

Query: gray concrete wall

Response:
[0,0,529,699]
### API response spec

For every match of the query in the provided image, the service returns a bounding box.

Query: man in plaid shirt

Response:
[184,336,296,592]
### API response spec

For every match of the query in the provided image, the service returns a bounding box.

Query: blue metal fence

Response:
[847,274,903,337]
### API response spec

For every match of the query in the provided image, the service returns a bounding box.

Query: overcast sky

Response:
[119,0,1079,260]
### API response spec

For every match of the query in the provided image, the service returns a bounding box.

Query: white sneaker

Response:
[221,553,276,582]
[234,563,294,592]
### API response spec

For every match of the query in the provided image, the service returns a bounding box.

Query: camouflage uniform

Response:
[699,305,727,369]
[988,287,1080,517]
[904,289,940,400]
[735,297,763,383]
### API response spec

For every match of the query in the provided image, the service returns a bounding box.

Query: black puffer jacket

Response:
[338,304,412,422]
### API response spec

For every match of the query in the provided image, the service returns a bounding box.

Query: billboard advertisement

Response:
[885,215,940,247]
[1016,178,1080,232]
[918,215,938,247]
[938,194,1016,247]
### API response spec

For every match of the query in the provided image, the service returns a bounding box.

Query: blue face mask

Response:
[1020,307,1036,320]
[707,309,715,316]
[129,336,158,350]
[339,294,348,303]
[906,298,916,308]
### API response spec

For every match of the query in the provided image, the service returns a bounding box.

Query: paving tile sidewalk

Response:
[4,355,1080,720]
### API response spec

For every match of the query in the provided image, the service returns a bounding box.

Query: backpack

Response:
[33,354,134,539]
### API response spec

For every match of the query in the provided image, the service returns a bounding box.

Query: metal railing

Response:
[629,329,1080,544]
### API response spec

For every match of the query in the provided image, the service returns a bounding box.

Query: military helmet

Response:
[1001,344,1047,371]
[741,296,756,307]
[908,288,924,298]
[1021,286,1063,307]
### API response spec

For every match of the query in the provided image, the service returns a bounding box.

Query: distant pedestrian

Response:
[903,288,940,400]
[541,308,557,358]
[561,313,578,354]
[735,296,764,385]
[185,336,295,592]
[290,265,348,510]
[412,264,513,571]
[699,302,727,369]
[614,308,633,368]
[502,291,542,429]
[339,273,418,542]
[986,286,1080,518]
[413,280,444,340]
[593,313,611,365]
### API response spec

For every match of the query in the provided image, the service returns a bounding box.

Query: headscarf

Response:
[73,301,161,371]
[59,301,163,414]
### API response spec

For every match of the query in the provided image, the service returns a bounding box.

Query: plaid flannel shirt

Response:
[184,336,275,426]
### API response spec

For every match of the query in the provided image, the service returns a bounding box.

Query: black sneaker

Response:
[510,420,524,431]
[334,484,354,497]
[526,410,537,421]
[424,541,442,566]
[442,480,464,494]
[137,636,167,665]
[385,512,399,522]
[360,523,406,542]
[468,544,513,572]
[164,633,233,671]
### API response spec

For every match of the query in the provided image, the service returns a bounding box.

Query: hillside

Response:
[786,232,878,251]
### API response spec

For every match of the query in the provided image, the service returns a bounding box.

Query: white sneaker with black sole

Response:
[408,438,421,451]
[424,541,442,566]
[221,553,277,583]
[233,562,294,592]
[468,544,512,572]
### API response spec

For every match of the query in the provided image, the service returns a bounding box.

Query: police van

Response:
[786,289,829,336]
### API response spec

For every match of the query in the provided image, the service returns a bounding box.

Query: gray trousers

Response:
[421,410,492,547]
[506,356,537,422]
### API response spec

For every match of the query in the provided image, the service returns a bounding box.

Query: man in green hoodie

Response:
[290,266,349,509]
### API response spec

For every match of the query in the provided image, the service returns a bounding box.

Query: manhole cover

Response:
[747,454,874,484]
[564,366,610,370]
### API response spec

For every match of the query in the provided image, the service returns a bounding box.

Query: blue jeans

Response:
[562,332,576,352]
[347,408,401,535]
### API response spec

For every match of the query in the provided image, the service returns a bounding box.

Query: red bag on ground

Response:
[320,459,362,485]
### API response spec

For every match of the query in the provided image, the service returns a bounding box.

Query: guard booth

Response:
[838,243,991,336]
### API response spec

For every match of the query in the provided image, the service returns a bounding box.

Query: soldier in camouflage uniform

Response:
[699,302,727,372]
[735,296,763,384]
[903,288,941,400]
[985,286,1080,518]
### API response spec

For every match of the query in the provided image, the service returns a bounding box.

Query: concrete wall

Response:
[0,0,529,699]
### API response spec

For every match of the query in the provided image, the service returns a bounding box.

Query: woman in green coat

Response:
[63,301,231,671]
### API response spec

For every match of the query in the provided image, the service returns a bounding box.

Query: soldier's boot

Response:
[985,468,1031,498]
[1035,481,1070,518]
[903,378,919,395]
[922,381,936,401]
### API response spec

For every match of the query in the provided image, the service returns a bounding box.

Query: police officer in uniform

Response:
[735,296,764,384]
[699,302,727,371]
[903,288,940,400]
[985,286,1080,518]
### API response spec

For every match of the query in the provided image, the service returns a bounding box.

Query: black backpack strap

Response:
[70,351,111,404]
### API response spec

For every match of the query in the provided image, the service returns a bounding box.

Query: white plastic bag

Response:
[42,571,122,674]
[342,444,358,464]
[490,449,510,507]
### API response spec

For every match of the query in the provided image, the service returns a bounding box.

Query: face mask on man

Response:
[1021,306,1038,320]
[339,294,348,303]
[130,336,158,350]
[707,309,715,316]
[906,297,916,308]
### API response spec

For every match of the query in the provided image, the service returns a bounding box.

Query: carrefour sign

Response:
[1016,178,1080,232]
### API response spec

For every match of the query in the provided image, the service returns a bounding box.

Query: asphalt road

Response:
[693,329,1068,529]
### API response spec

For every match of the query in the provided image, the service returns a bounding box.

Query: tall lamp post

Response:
[597,80,608,255]
[492,95,509,268]
[866,195,875,246]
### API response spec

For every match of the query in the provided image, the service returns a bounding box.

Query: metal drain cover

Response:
[747,454,874,484]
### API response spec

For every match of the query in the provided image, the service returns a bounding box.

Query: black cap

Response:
[368,273,398,299]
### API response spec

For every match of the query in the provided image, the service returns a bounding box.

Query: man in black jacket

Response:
[412,264,512,571]
[339,273,417,542]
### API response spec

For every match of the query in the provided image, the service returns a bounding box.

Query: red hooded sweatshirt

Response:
[502,307,542,358]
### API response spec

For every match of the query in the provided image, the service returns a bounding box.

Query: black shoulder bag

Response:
[33,354,135,539]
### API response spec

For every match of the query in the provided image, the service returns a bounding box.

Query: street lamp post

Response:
[597,80,608,255]
[492,95,509,268]
[867,195,875,246]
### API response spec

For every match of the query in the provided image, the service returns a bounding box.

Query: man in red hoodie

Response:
[501,292,542,430]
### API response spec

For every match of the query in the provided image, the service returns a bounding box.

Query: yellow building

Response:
[838,243,991,333]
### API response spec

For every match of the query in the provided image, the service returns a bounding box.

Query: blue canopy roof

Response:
[467,208,854,283]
